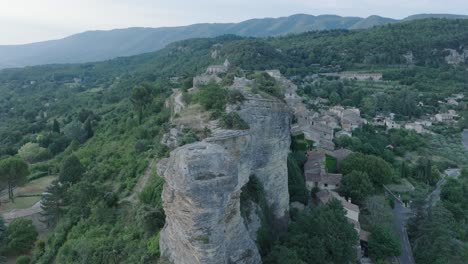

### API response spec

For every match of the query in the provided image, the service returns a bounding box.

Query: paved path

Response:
[384,186,415,264]
[393,200,415,264]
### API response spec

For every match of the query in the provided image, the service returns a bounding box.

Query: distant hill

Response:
[349,15,398,29]
[404,13,468,21]
[0,13,467,69]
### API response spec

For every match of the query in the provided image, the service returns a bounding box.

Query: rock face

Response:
[444,48,468,65]
[158,90,291,264]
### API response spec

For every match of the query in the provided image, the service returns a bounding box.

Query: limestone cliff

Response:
[157,88,291,264]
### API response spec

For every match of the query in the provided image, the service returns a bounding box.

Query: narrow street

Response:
[393,200,415,264]
[384,186,415,264]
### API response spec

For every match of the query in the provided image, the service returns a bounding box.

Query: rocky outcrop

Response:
[444,48,468,65]
[157,88,291,264]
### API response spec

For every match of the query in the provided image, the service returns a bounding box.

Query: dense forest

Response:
[0,18,467,263]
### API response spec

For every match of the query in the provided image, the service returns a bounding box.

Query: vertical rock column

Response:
[158,142,261,264]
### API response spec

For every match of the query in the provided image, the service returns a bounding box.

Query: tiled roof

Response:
[316,190,360,213]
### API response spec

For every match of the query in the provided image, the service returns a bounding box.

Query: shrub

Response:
[16,256,31,264]
[192,83,227,111]
[227,89,245,104]
[219,112,249,130]
[178,129,199,146]
[147,232,161,256]
[5,218,38,254]
[139,175,164,209]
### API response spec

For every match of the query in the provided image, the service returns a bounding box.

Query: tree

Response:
[16,255,31,264]
[0,216,7,249]
[63,121,87,143]
[411,205,464,264]
[0,157,29,202]
[18,143,49,163]
[265,199,358,263]
[339,171,374,205]
[41,180,67,227]
[369,225,401,261]
[59,155,84,185]
[84,119,94,139]
[342,153,393,187]
[5,218,38,254]
[52,119,60,133]
[131,84,154,124]
[264,246,306,264]
[287,153,309,205]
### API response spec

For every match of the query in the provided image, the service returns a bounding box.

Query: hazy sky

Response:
[0,0,467,45]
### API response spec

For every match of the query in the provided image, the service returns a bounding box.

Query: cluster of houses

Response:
[304,148,369,258]
[373,107,460,135]
[291,105,366,151]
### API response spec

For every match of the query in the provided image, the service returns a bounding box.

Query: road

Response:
[425,169,461,209]
[393,200,415,264]
[383,185,415,264]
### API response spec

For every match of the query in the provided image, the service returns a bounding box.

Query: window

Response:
[324,184,328,187]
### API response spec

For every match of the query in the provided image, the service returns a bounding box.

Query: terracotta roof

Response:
[304,151,326,172]
[306,172,342,185]
[316,190,360,213]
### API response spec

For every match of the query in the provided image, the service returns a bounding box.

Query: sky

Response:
[0,0,467,45]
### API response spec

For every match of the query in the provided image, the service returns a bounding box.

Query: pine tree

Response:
[52,119,60,133]
[84,119,94,139]
[40,180,67,227]
[59,155,84,184]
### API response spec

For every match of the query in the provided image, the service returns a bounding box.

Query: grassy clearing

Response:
[0,196,42,213]
[17,176,56,195]
[0,175,56,213]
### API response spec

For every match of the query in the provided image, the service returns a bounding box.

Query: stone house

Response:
[341,113,364,132]
[327,148,353,171]
[385,119,401,130]
[404,123,425,134]
[318,140,336,151]
[304,123,334,142]
[206,59,231,74]
[335,130,352,138]
[304,151,343,190]
[435,110,458,122]
[330,105,345,118]
[314,114,340,129]
[316,190,360,230]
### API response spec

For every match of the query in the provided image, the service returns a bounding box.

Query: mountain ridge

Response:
[0,13,467,69]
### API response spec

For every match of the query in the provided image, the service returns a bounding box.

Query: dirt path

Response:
[121,159,157,203]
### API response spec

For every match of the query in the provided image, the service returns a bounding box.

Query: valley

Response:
[0,17,467,264]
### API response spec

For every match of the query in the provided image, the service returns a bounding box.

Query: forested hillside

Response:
[0,18,467,263]
[0,13,466,69]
